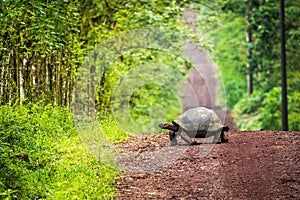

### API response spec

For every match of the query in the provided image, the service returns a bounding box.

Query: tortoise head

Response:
[158,122,179,132]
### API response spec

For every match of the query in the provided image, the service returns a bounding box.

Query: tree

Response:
[196,0,300,130]
[0,0,81,106]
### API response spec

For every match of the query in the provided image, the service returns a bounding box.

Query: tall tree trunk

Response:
[246,4,253,94]
[19,54,25,104]
[0,54,5,103]
[9,49,14,104]
[32,63,37,102]
[280,0,288,131]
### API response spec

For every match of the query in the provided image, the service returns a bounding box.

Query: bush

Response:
[233,87,300,131]
[0,104,118,199]
[0,104,74,198]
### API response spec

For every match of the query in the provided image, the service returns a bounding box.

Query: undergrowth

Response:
[0,103,120,199]
[233,87,300,131]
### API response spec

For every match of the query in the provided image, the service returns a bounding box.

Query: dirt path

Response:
[115,130,300,199]
[181,47,219,110]
[181,7,221,111]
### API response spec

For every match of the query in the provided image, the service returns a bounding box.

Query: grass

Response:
[0,104,123,199]
[46,134,119,199]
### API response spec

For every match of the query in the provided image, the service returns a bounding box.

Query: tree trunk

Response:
[246,4,253,94]
[19,55,25,104]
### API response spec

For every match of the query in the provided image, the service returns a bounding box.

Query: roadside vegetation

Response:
[0,104,119,199]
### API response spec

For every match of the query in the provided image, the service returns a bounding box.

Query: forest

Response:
[0,0,299,199]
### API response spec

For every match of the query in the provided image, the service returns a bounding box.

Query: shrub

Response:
[233,87,300,131]
[0,103,118,199]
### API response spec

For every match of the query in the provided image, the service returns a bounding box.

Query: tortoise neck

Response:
[168,123,179,132]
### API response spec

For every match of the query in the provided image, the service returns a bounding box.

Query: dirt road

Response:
[115,130,300,199]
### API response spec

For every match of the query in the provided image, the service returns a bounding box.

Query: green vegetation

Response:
[107,50,188,133]
[0,0,198,198]
[197,0,300,130]
[0,104,118,199]
[233,87,300,131]
[0,0,81,105]
[210,16,248,109]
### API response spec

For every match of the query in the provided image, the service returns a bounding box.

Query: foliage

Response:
[0,0,82,105]
[0,104,71,198]
[209,15,248,108]
[46,135,118,200]
[195,3,249,109]
[0,104,118,199]
[233,87,300,131]
[0,1,207,198]
[198,0,300,129]
[78,0,186,45]
[99,115,127,143]
[108,50,188,132]
[129,83,182,133]
[73,0,200,119]
[1,0,202,125]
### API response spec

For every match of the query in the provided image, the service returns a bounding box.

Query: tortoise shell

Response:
[172,107,223,132]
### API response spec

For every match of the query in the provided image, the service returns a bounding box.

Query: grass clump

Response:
[46,135,118,199]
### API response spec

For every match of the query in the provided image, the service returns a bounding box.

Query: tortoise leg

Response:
[212,131,222,144]
[179,132,193,145]
[221,130,229,143]
[213,137,222,144]
[221,126,229,142]
[169,131,177,146]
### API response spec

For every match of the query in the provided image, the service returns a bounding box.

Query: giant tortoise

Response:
[159,107,229,146]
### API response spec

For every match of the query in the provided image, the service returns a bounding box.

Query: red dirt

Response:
[115,130,300,199]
